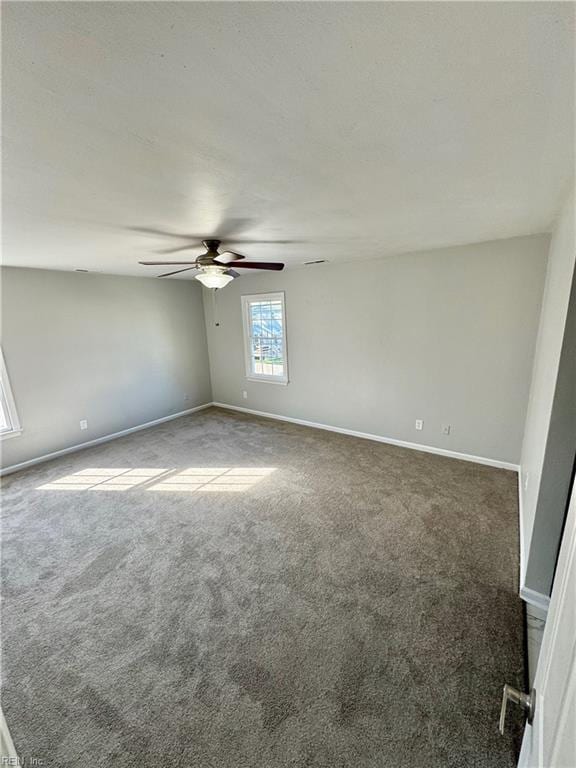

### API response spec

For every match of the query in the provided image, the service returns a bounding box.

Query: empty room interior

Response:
[1,3,575,767]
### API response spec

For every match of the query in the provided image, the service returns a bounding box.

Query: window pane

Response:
[250,303,262,331]
[270,339,283,365]
[258,317,275,337]
[251,339,262,375]
[260,309,272,332]
[0,397,9,431]
[272,362,284,377]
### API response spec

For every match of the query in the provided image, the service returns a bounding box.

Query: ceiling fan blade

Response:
[139,261,198,265]
[128,227,203,239]
[225,239,300,245]
[233,262,285,271]
[158,267,199,278]
[215,217,255,239]
[157,244,200,255]
[214,251,246,264]
[225,269,241,278]
[129,218,254,241]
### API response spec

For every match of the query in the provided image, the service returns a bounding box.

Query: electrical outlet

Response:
[441,424,451,436]
[80,420,88,431]
[242,390,248,400]
[415,419,423,431]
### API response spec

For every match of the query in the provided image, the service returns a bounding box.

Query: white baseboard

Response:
[0,403,213,476]
[2,400,521,476]
[520,584,551,613]
[212,402,520,472]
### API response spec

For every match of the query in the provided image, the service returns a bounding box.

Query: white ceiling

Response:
[2,2,574,277]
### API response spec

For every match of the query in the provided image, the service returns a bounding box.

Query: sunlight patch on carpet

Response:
[37,467,276,493]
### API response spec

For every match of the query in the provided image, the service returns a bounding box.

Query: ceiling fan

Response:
[139,239,284,289]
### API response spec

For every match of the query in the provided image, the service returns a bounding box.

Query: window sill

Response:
[1,428,23,441]
[246,376,289,386]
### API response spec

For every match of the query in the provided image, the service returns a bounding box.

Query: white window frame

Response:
[0,348,22,440]
[241,292,289,385]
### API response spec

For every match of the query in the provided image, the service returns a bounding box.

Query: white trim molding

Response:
[517,468,551,615]
[520,584,551,614]
[0,347,22,441]
[212,402,520,471]
[518,470,526,588]
[0,708,18,762]
[0,403,213,476]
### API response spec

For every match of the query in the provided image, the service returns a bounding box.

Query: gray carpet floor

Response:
[1,407,525,767]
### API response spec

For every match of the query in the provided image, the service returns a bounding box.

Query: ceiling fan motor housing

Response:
[196,239,223,266]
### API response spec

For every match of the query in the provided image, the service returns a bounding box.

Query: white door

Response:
[518,482,576,767]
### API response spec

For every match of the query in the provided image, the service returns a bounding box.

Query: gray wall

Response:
[205,235,549,464]
[1,267,212,468]
[520,188,576,595]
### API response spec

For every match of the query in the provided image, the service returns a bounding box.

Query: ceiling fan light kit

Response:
[138,238,284,289]
[195,265,234,289]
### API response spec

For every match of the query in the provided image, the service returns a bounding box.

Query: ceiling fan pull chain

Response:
[211,287,220,327]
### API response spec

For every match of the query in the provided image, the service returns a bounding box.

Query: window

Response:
[241,292,288,384]
[0,349,22,439]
